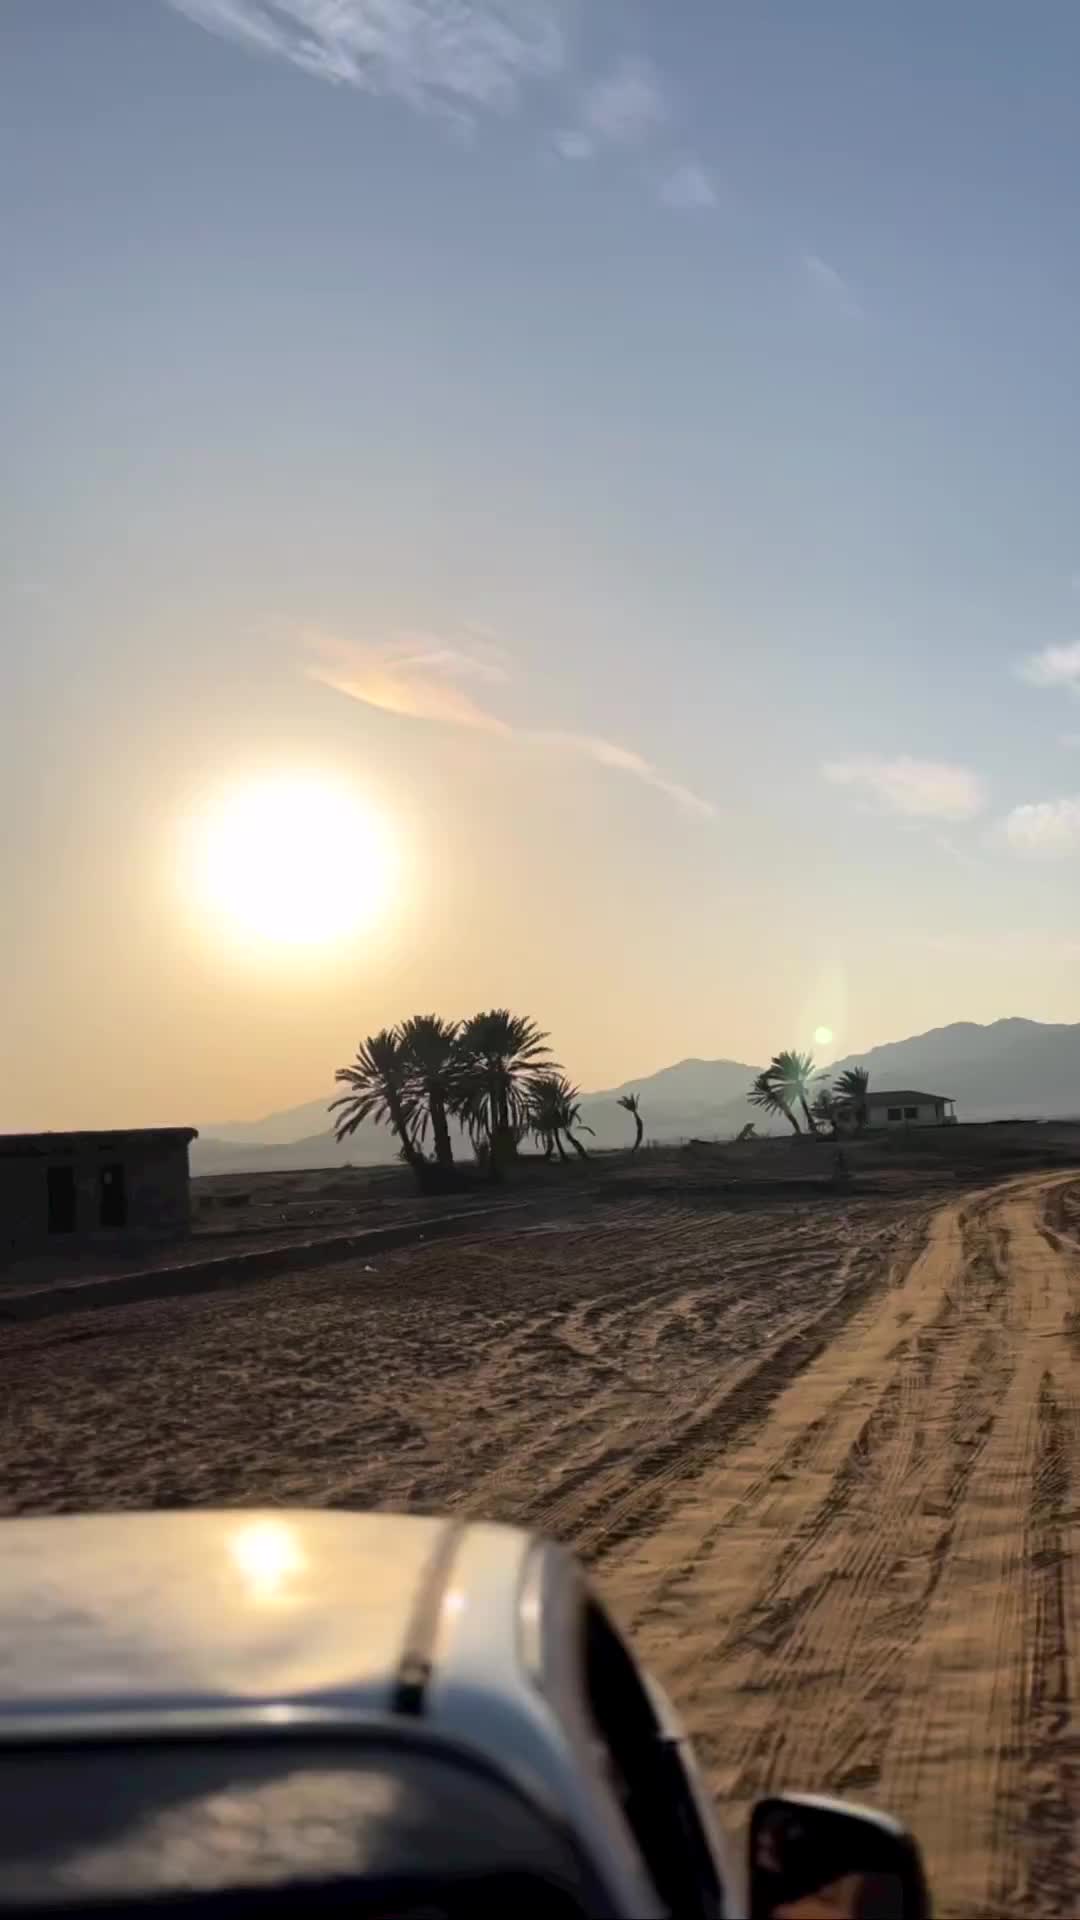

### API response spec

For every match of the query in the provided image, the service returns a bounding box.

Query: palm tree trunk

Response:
[568,1130,590,1161]
[782,1103,802,1134]
[429,1093,454,1167]
[386,1088,424,1178]
[800,1096,818,1135]
[554,1131,569,1163]
[632,1114,643,1151]
[493,1080,516,1167]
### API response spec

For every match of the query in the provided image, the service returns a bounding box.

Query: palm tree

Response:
[833,1066,870,1131]
[455,1009,554,1168]
[617,1092,644,1150]
[554,1075,594,1160]
[399,1014,460,1167]
[812,1088,841,1138]
[768,1050,820,1135]
[530,1076,569,1162]
[532,1073,594,1161]
[748,1068,801,1134]
[330,1028,423,1174]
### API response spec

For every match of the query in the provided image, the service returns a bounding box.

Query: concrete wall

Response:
[867,1102,943,1129]
[0,1136,192,1257]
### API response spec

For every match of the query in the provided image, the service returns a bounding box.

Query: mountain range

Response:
[191,1018,1080,1176]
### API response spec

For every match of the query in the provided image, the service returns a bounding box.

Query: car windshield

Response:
[5,8,1080,1917]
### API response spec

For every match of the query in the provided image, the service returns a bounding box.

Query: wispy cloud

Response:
[531,730,714,816]
[802,251,863,320]
[165,0,566,121]
[306,631,510,731]
[552,55,667,162]
[1002,795,1080,858]
[657,161,716,211]
[306,631,714,817]
[171,5,708,211]
[823,754,987,822]
[1017,638,1080,693]
[580,55,666,146]
[551,127,593,160]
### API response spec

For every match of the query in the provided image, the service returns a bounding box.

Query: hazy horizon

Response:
[199,1011,1080,1136]
[6,3,1080,1133]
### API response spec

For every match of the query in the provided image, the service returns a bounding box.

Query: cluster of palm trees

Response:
[748,1052,870,1137]
[331,1011,606,1183]
[332,1021,873,1180]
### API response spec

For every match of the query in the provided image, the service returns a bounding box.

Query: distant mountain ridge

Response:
[596,1057,757,1106]
[191,1019,1080,1175]
[202,1094,344,1148]
[193,1054,760,1174]
[828,1018,1080,1119]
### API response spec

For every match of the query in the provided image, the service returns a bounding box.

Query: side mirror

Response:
[749,1794,931,1920]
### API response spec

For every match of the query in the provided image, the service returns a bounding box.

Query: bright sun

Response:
[814,1025,834,1046]
[181,773,395,950]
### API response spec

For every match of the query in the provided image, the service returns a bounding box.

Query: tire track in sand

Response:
[881,1174,1080,1918]
[597,1172,1080,1920]
[535,1216,923,1561]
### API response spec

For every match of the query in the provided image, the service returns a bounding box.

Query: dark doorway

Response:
[99,1163,127,1229]
[46,1165,77,1234]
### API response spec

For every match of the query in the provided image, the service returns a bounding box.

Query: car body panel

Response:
[0,1509,689,1915]
[425,1523,666,1914]
[0,1510,449,1717]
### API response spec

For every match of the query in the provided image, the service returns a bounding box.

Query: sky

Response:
[6,0,1080,1130]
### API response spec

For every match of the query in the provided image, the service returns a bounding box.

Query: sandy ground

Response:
[4,1167,1080,1915]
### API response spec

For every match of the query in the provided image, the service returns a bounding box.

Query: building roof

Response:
[864,1090,952,1106]
[0,1128,197,1158]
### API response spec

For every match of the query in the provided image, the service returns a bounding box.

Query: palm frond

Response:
[329,1027,420,1148]
[748,1071,783,1111]
[400,1014,461,1088]
[454,1009,557,1150]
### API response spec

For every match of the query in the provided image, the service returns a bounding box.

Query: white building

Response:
[865,1090,956,1129]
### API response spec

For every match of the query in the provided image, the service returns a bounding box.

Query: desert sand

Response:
[3,1142,1080,1916]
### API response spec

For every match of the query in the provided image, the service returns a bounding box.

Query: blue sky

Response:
[5,0,1080,1127]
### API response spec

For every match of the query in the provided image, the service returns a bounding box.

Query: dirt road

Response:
[599,1172,1080,1918]
[3,1171,1080,1914]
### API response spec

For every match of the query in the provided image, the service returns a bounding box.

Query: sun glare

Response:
[181,774,395,951]
[228,1519,305,1600]
[814,1025,834,1046]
